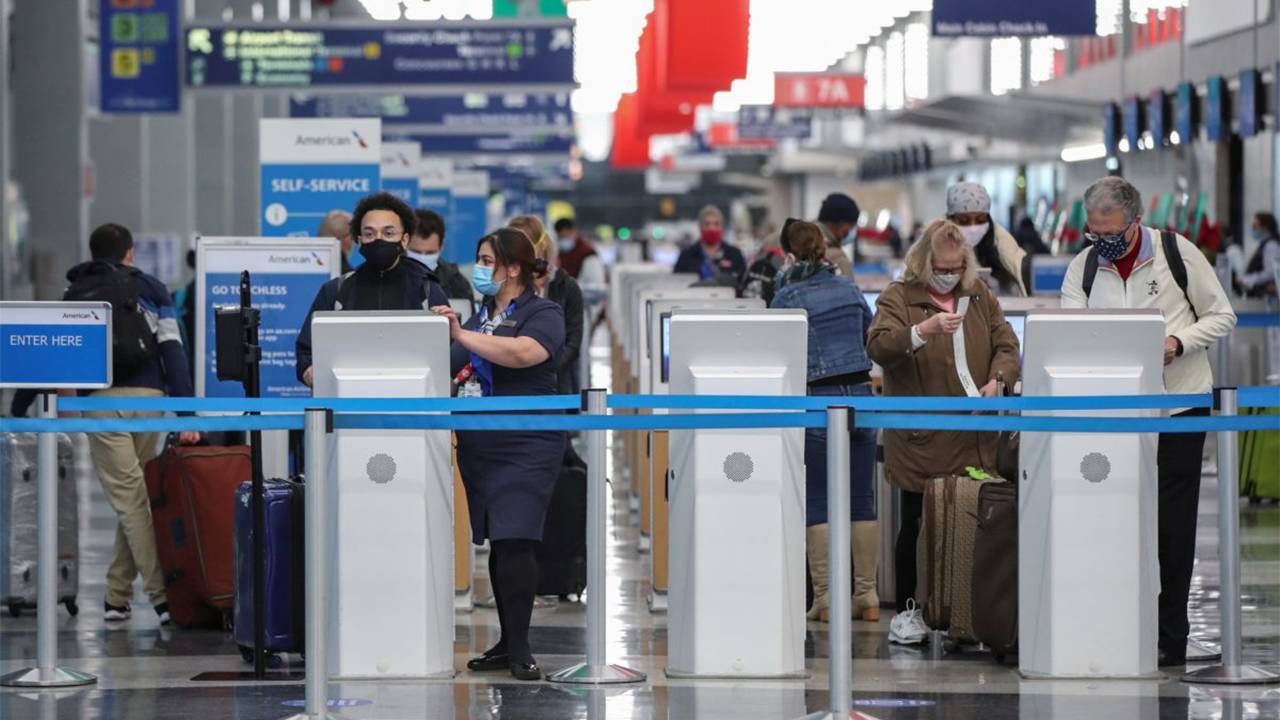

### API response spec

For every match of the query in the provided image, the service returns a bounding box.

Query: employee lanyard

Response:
[453,300,517,393]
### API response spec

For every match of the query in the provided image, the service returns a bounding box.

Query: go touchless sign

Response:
[0,302,113,389]
[259,118,382,237]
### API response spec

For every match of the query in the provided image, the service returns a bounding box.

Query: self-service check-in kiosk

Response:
[666,309,807,677]
[644,296,764,612]
[630,285,733,553]
[313,311,454,678]
[1020,309,1165,679]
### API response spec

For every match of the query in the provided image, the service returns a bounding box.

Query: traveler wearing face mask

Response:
[770,219,880,624]
[409,209,474,302]
[1061,177,1236,668]
[673,205,747,282]
[431,228,566,681]
[866,219,1020,643]
[945,182,1029,296]
[1236,211,1280,298]
[295,192,450,387]
[816,192,860,277]
[511,215,584,394]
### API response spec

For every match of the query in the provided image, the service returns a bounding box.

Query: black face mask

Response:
[358,240,403,272]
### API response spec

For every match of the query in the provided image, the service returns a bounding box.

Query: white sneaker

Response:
[888,599,929,645]
[103,602,131,622]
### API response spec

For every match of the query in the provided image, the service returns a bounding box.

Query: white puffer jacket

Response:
[1060,226,1237,395]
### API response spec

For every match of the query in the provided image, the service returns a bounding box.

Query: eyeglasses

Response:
[1083,222,1131,245]
[360,227,404,242]
[932,264,965,275]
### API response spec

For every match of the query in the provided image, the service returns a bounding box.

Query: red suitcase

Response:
[144,443,250,628]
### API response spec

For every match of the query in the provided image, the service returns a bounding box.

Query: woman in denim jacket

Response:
[770,220,880,622]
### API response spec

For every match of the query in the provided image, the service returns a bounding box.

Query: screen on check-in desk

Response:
[660,312,672,383]
[863,291,879,317]
[1007,313,1026,359]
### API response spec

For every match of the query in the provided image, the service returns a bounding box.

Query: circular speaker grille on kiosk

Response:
[1079,452,1111,484]
[367,453,398,485]
[723,452,754,483]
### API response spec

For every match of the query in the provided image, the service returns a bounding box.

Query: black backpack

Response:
[1081,229,1198,321]
[64,264,158,381]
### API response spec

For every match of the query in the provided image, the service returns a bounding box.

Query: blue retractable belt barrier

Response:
[58,395,583,413]
[1235,311,1280,329]
[1238,386,1280,408]
[608,393,1215,412]
[5,410,1276,434]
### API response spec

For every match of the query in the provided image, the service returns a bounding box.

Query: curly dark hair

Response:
[350,192,415,240]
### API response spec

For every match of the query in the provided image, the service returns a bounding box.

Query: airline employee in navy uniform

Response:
[431,227,566,681]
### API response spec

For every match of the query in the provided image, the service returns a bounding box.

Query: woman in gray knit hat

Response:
[945,181,1029,296]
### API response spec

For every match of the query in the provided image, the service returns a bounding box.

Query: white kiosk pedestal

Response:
[313,312,454,678]
[1020,310,1165,678]
[666,310,808,678]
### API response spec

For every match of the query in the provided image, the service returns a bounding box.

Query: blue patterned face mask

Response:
[1086,223,1134,261]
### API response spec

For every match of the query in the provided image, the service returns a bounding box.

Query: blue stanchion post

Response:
[283,408,337,720]
[548,389,646,685]
[798,406,857,720]
[0,395,96,688]
[1183,388,1279,686]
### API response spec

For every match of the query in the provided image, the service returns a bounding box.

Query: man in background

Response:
[410,209,473,302]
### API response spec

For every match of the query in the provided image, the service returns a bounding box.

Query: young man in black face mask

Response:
[295,191,450,387]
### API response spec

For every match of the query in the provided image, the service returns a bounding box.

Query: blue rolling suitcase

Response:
[233,479,304,665]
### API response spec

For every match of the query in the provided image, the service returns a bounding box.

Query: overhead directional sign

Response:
[932,0,1097,37]
[185,21,575,90]
[773,73,865,109]
[392,131,574,156]
[99,0,181,113]
[289,92,573,132]
[0,302,112,389]
[737,106,813,141]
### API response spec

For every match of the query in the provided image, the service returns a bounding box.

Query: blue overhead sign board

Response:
[185,22,575,89]
[0,302,112,389]
[394,132,574,156]
[448,171,490,266]
[737,106,813,141]
[259,118,382,237]
[932,0,1096,37]
[1176,82,1197,143]
[289,92,573,131]
[99,0,181,113]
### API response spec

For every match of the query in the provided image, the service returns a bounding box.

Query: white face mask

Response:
[959,223,990,247]
[929,272,961,295]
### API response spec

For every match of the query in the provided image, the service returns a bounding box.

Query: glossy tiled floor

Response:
[1,335,1277,719]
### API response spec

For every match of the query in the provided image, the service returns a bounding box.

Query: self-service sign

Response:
[381,141,421,207]
[0,302,112,389]
[259,118,381,237]
[196,238,340,399]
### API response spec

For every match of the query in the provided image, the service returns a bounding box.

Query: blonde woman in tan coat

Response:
[866,219,1021,642]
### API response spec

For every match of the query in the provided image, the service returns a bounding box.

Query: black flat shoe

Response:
[509,661,541,681]
[1158,649,1186,668]
[467,652,510,671]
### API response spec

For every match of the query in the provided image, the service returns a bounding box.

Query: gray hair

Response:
[1083,177,1143,224]
[697,204,724,227]
[317,209,352,240]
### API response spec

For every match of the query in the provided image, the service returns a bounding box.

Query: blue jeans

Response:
[804,382,877,526]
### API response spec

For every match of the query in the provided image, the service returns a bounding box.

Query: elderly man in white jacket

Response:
[1060,176,1237,668]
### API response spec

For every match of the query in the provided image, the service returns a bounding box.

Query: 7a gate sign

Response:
[773,73,865,109]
